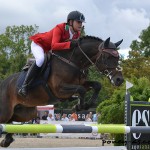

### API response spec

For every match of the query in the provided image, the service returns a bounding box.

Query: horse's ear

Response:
[115,39,123,48]
[104,37,110,48]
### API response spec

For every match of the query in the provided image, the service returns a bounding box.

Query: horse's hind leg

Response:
[0,115,15,147]
[0,99,15,147]
[0,133,14,147]
[0,120,15,148]
[0,105,37,147]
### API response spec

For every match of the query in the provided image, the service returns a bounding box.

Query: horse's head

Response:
[95,37,124,86]
[60,36,124,86]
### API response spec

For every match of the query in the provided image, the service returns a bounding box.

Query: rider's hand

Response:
[70,40,78,49]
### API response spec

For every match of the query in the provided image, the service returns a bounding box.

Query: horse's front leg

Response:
[0,133,14,147]
[59,84,86,111]
[83,81,101,109]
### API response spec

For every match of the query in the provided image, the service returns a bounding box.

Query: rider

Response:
[18,10,85,97]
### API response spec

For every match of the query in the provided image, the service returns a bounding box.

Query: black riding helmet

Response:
[67,11,85,23]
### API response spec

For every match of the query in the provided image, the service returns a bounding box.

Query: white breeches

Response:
[31,42,45,67]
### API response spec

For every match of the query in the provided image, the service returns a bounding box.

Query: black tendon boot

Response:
[18,63,40,97]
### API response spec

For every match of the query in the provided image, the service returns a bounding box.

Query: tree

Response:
[0,25,38,78]
[96,24,150,145]
[121,25,150,80]
[121,56,150,80]
[130,77,150,101]
[88,67,116,103]
[96,77,150,145]
[97,77,150,124]
[130,25,150,57]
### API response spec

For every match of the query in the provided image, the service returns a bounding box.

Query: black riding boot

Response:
[18,63,41,97]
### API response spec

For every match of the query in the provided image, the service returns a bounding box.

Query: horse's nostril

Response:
[116,78,124,84]
[117,78,121,82]
[117,78,120,82]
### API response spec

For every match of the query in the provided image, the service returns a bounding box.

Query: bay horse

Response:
[0,36,124,147]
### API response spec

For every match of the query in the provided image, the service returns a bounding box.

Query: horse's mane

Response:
[79,35,103,42]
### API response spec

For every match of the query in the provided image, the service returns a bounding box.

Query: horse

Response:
[0,36,124,147]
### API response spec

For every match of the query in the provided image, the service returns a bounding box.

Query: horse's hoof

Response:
[0,137,14,147]
[0,140,8,147]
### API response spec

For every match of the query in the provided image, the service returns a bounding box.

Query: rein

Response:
[52,43,101,71]
[51,41,120,77]
[78,42,108,74]
[78,43,95,66]
[51,52,79,69]
[78,42,120,77]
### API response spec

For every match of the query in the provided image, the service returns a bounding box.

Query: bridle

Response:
[78,42,121,78]
[52,40,121,79]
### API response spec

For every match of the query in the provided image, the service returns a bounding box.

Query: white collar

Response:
[69,27,74,39]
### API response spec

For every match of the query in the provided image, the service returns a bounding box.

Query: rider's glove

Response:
[70,40,78,49]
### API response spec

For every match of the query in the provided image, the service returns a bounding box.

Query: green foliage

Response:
[113,134,124,146]
[122,43,150,81]
[96,84,125,146]
[97,84,125,124]
[0,25,38,79]
[122,57,150,80]
[130,77,150,101]
[97,77,150,124]
[0,24,149,143]
[88,67,117,104]
[130,25,150,57]
[122,24,150,80]
[96,77,150,145]
[55,66,119,109]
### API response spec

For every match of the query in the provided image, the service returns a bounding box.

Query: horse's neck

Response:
[53,39,101,69]
[74,40,100,68]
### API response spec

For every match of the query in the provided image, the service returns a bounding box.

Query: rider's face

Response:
[72,20,83,32]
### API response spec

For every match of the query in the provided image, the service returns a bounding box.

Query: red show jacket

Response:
[30,23,80,53]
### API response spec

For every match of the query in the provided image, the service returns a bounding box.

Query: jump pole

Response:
[1,124,150,134]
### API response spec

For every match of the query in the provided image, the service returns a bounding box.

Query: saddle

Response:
[16,52,72,102]
[17,52,56,100]
[22,52,51,73]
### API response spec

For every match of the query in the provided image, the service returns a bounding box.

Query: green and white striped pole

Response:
[0,124,150,134]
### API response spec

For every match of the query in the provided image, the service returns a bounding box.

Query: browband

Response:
[103,49,119,57]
